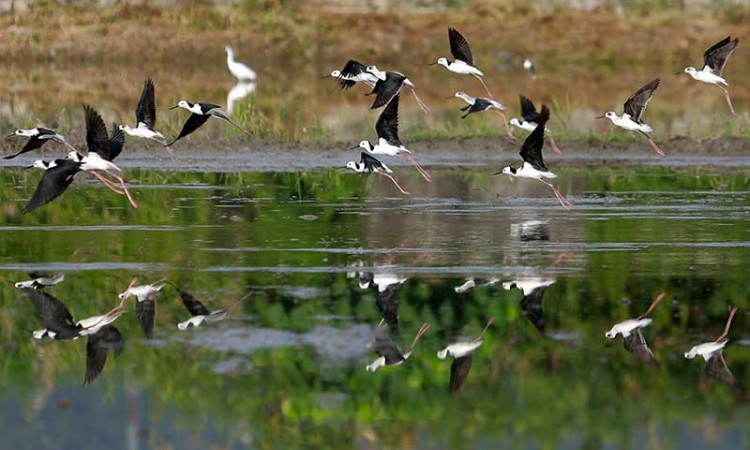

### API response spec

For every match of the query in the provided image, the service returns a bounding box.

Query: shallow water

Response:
[1,166,749,449]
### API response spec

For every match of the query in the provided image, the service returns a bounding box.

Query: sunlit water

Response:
[1,166,749,449]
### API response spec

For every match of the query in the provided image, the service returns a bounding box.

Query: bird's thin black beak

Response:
[349,145,359,150]
[674,71,683,75]
[594,115,605,119]
[493,171,502,176]
[320,75,331,79]
[23,165,34,170]
[446,95,455,99]
[169,105,179,110]
[427,62,438,66]
[6,133,16,138]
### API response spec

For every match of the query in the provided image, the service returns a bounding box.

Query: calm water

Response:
[1,166,749,449]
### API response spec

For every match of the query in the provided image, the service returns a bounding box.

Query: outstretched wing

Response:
[135,78,157,129]
[360,152,386,172]
[449,355,473,393]
[166,113,211,146]
[338,60,367,90]
[705,351,735,386]
[24,290,80,339]
[135,298,156,339]
[108,123,125,162]
[448,28,473,65]
[374,95,401,145]
[520,287,546,333]
[376,283,400,336]
[4,135,48,159]
[373,336,403,364]
[369,73,406,110]
[623,78,660,124]
[519,105,550,172]
[83,104,111,159]
[175,286,211,317]
[623,328,658,366]
[23,160,81,213]
[85,325,124,384]
[703,37,739,76]
[519,95,539,123]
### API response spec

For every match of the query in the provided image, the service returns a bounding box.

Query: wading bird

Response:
[509,95,563,154]
[118,277,166,339]
[166,101,253,147]
[680,37,739,116]
[4,128,78,159]
[497,105,572,209]
[604,293,665,366]
[365,66,430,113]
[225,45,257,82]
[366,323,430,372]
[169,283,252,330]
[345,152,411,195]
[14,273,65,290]
[355,95,431,182]
[68,104,138,208]
[22,158,82,213]
[437,317,494,393]
[684,306,738,386]
[431,28,494,98]
[26,290,126,340]
[325,60,378,89]
[119,79,171,157]
[453,91,515,141]
[596,78,664,157]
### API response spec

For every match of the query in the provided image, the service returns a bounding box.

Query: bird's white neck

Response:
[349,163,365,173]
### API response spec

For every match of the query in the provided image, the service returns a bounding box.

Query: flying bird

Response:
[366,323,430,372]
[437,317,494,393]
[166,101,253,147]
[225,45,257,82]
[497,105,572,209]
[14,273,65,290]
[169,283,252,330]
[509,95,564,154]
[680,37,739,116]
[4,128,78,159]
[119,79,170,155]
[22,158,82,213]
[453,91,515,142]
[345,152,410,195]
[454,277,499,294]
[685,306,738,387]
[26,290,126,340]
[365,66,430,113]
[604,293,665,366]
[503,278,556,334]
[118,277,166,339]
[354,95,431,182]
[431,28,494,98]
[596,78,665,157]
[84,324,124,384]
[325,60,378,90]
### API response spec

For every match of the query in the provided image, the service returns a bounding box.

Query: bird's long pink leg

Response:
[640,132,666,157]
[378,172,411,195]
[716,306,738,342]
[163,146,180,165]
[403,154,432,182]
[88,171,125,194]
[718,85,737,116]
[473,74,494,99]
[493,110,516,143]
[104,170,139,208]
[539,179,572,209]
[62,141,81,154]
[548,136,564,155]
[221,116,254,138]
[637,293,666,320]
[407,86,430,114]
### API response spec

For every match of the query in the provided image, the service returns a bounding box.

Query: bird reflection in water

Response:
[366,323,430,372]
[437,317,494,393]
[227,81,256,116]
[503,278,555,334]
[685,306,739,387]
[605,293,664,366]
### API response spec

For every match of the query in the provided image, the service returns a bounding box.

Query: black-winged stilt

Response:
[4,127,78,159]
[345,152,411,195]
[454,277,499,293]
[680,37,739,116]
[366,323,430,372]
[22,158,82,213]
[437,317,494,393]
[684,306,738,386]
[225,45,257,82]
[168,282,252,330]
[354,95,431,182]
[497,105,571,209]
[166,101,252,146]
[453,91,515,142]
[365,66,430,113]
[431,28,494,98]
[25,289,126,340]
[15,273,65,289]
[84,324,124,384]
[325,60,378,89]
[503,278,555,333]
[595,78,665,157]
[509,95,563,154]
[68,104,138,208]
[119,79,171,154]
[604,293,665,365]
[118,277,166,339]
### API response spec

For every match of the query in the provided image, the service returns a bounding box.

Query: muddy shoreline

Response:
[1,137,749,172]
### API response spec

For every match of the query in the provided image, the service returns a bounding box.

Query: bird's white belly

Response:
[605,318,652,338]
[371,142,409,156]
[130,126,164,139]
[512,121,537,133]
[518,163,555,180]
[694,70,726,85]
[614,117,651,133]
[448,61,483,76]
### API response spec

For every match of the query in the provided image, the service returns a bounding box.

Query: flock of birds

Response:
[6,29,744,390]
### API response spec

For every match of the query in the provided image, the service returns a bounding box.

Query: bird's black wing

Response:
[24,290,80,339]
[135,78,157,129]
[83,104,111,159]
[374,94,401,145]
[135,298,156,339]
[623,328,658,366]
[108,123,125,162]
[519,95,539,123]
[376,283,400,336]
[369,73,406,110]
[175,286,211,317]
[23,160,81,213]
[623,78,660,124]
[338,60,366,90]
[520,287,546,333]
[85,325,124,384]
[360,152,386,173]
[166,113,211,146]
[705,351,735,387]
[4,135,48,159]
[373,337,404,364]
[703,37,739,76]
[463,98,492,118]
[448,28,473,65]
[449,355,473,393]
[519,105,550,171]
